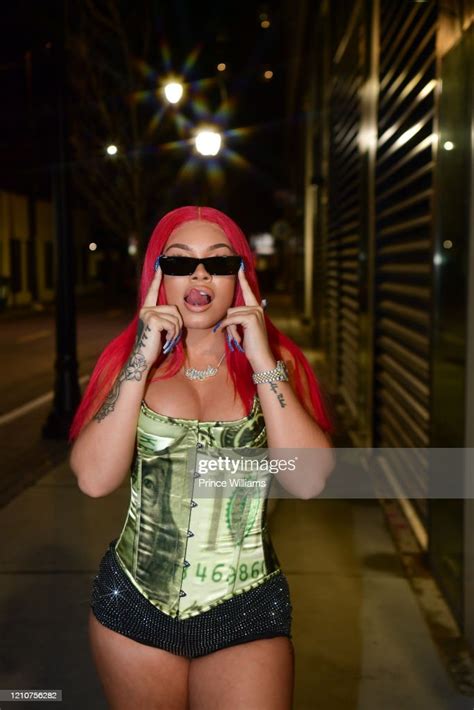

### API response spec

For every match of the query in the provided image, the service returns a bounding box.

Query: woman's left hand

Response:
[215,269,275,370]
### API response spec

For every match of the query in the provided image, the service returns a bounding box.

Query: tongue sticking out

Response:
[185,288,211,306]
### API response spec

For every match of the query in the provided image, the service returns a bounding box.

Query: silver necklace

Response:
[184,352,226,381]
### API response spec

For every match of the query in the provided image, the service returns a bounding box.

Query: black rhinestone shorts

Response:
[90,540,292,658]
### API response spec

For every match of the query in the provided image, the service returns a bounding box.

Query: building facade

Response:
[286,0,473,645]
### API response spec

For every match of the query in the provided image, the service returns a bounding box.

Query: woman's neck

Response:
[184,327,227,361]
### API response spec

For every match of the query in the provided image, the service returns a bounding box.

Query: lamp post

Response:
[42,20,81,440]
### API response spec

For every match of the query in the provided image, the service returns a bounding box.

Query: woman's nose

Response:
[191,262,211,279]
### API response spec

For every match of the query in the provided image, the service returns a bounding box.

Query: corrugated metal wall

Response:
[324,3,365,428]
[374,0,437,518]
[322,0,438,518]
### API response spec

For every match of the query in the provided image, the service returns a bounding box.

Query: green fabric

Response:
[114,394,282,619]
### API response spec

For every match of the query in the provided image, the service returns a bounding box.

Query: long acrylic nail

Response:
[154,256,161,272]
[163,337,175,353]
[233,338,245,353]
[226,332,235,352]
[239,259,245,272]
[212,320,222,333]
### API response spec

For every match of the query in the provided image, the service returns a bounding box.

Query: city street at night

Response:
[1,0,474,708]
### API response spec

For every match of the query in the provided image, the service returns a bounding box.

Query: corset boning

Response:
[114,394,282,620]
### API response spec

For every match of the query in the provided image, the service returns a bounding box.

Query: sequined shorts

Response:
[90,540,293,658]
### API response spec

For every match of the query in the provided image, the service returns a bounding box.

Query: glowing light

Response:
[443,140,454,151]
[359,127,377,153]
[164,81,184,104]
[106,144,118,155]
[261,19,270,28]
[264,70,273,80]
[419,79,436,100]
[217,63,226,72]
[394,122,423,148]
[195,129,222,156]
[443,240,453,249]
[89,243,97,251]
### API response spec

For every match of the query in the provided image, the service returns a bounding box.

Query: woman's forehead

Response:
[166,220,229,244]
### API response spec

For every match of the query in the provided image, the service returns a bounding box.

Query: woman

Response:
[69,206,334,709]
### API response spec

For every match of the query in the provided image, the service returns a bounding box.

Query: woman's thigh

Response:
[188,636,294,710]
[88,610,190,710]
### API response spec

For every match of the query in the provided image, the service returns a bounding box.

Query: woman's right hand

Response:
[133,264,183,367]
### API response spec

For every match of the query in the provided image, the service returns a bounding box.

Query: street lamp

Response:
[195,128,222,156]
[106,144,118,155]
[164,81,184,104]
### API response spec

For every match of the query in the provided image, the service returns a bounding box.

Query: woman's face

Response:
[161,220,238,329]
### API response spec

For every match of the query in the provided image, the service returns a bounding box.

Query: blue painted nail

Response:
[154,256,161,272]
[239,259,245,272]
[226,332,235,352]
[163,336,175,353]
[233,338,245,353]
[166,330,182,352]
[212,320,222,333]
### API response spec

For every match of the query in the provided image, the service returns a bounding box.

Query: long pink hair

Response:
[68,206,334,442]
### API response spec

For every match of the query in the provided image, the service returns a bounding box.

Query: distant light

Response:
[261,19,270,28]
[443,141,455,151]
[195,129,222,156]
[217,63,226,72]
[89,242,98,251]
[106,144,118,156]
[164,81,183,104]
[443,240,453,249]
[128,243,138,256]
[264,70,273,80]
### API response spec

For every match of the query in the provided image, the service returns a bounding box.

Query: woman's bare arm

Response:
[69,266,183,498]
[69,323,152,497]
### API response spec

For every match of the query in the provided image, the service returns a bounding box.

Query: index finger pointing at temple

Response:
[143,262,163,307]
[238,268,259,306]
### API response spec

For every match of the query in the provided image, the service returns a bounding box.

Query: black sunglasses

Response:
[155,255,243,276]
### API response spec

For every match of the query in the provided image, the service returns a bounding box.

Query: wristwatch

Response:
[252,359,289,385]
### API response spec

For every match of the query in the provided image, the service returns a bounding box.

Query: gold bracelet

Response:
[252,360,289,385]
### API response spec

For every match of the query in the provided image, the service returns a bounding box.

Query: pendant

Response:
[184,365,218,381]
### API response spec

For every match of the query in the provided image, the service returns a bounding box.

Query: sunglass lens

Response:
[159,257,196,275]
[206,256,242,275]
[158,255,243,275]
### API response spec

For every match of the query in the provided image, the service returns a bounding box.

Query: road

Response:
[0,300,134,507]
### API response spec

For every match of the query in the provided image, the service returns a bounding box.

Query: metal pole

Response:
[42,5,81,439]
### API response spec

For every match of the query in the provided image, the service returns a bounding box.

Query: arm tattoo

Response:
[269,382,286,408]
[94,318,151,422]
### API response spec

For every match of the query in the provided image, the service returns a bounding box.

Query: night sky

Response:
[0,0,287,238]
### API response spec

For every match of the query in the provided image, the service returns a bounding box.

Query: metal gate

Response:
[374,0,437,519]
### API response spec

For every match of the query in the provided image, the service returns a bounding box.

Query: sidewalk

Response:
[1,462,472,709]
[0,294,473,708]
